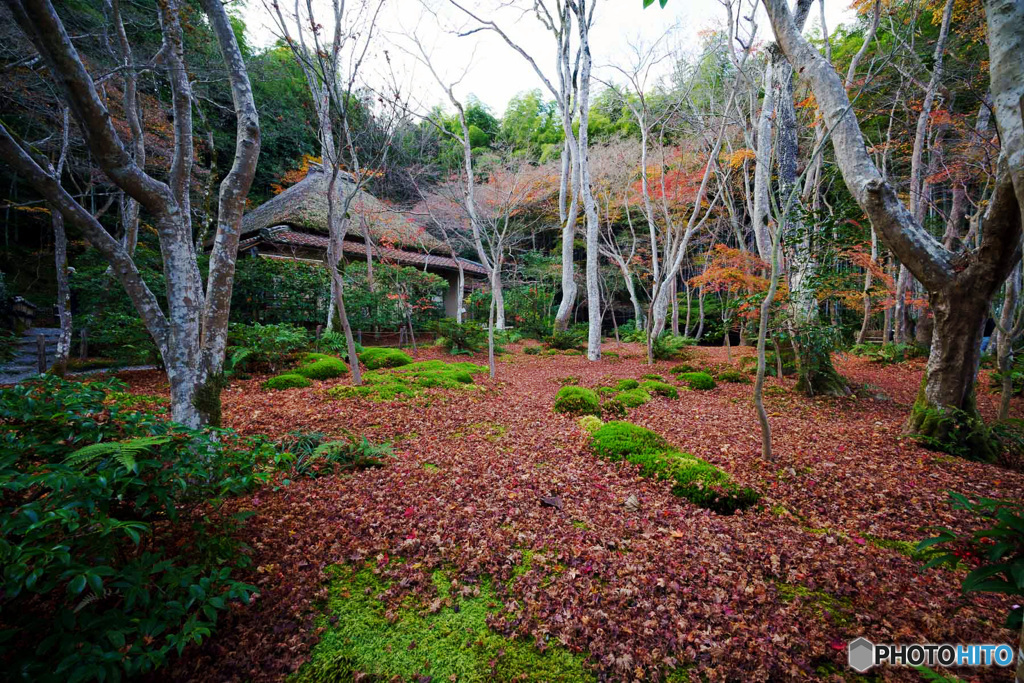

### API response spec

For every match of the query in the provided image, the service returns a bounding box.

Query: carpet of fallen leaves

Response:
[122,343,1024,682]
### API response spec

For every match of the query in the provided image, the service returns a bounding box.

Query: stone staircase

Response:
[0,328,61,385]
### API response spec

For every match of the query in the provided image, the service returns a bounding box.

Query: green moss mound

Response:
[669,364,698,375]
[639,373,664,381]
[615,379,640,391]
[590,421,669,460]
[295,565,593,683]
[590,421,759,514]
[553,386,600,416]
[328,361,486,402]
[716,370,750,384]
[577,415,604,434]
[294,356,348,380]
[359,347,413,370]
[612,388,651,408]
[263,373,312,390]
[640,380,678,399]
[679,372,716,390]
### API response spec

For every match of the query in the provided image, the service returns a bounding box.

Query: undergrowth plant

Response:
[918,492,1023,629]
[0,376,273,681]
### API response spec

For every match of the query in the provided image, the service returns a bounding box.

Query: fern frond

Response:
[66,436,170,473]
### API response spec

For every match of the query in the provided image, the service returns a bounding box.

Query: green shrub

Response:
[679,372,716,390]
[640,380,678,399]
[544,330,583,351]
[263,373,313,390]
[577,415,604,434]
[848,342,926,365]
[0,376,271,681]
[717,370,750,384]
[615,379,640,391]
[317,331,364,357]
[227,322,310,374]
[918,492,1024,629]
[523,345,541,355]
[435,319,487,355]
[612,388,651,408]
[277,431,392,478]
[651,333,696,361]
[359,347,413,370]
[294,356,348,380]
[589,420,759,514]
[553,386,600,416]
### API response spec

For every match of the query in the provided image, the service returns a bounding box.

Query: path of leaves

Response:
[124,344,1024,682]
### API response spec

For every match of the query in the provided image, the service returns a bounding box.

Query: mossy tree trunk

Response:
[905,287,996,459]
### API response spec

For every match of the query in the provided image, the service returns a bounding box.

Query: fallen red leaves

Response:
[120,344,1023,682]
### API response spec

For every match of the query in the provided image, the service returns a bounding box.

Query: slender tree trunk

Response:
[670,277,679,336]
[488,295,496,379]
[52,210,71,375]
[997,262,1021,421]
[695,287,706,341]
[856,229,878,343]
[575,0,601,361]
[684,281,692,337]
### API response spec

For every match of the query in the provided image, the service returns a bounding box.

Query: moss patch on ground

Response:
[328,361,487,402]
[294,565,593,683]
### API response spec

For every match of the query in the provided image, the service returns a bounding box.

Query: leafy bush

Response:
[227,322,310,374]
[615,379,640,391]
[544,330,583,351]
[435,319,487,355]
[590,421,759,514]
[717,370,750,384]
[651,333,696,361]
[317,331,364,357]
[294,356,348,380]
[918,492,1023,629]
[523,345,541,355]
[849,342,926,364]
[577,416,604,434]
[359,347,413,370]
[553,386,600,416]
[0,376,271,681]
[277,432,392,478]
[79,310,160,365]
[496,329,524,345]
[640,380,679,399]
[679,372,716,390]
[263,373,313,390]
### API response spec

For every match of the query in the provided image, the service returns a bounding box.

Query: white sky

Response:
[238,0,855,117]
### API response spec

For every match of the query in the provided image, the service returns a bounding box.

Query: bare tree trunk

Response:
[51,108,72,376]
[52,210,71,375]
[670,276,679,336]
[684,281,692,337]
[695,287,706,341]
[751,59,775,261]
[856,228,878,343]
[997,262,1021,420]
[575,0,601,361]
[755,204,784,461]
[488,295,496,379]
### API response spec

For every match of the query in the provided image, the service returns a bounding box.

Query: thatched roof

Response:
[241,163,446,252]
